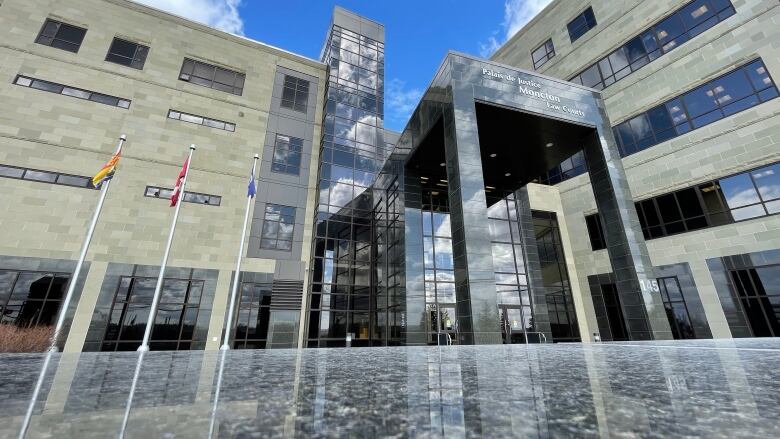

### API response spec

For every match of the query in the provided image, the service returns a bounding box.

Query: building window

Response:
[167,110,235,132]
[178,58,245,96]
[271,134,303,175]
[0,270,70,327]
[531,39,555,70]
[585,214,607,251]
[260,204,295,251]
[585,161,780,244]
[14,75,131,108]
[281,75,310,112]
[729,263,780,337]
[35,19,86,53]
[570,0,735,90]
[533,211,580,342]
[614,59,777,157]
[101,274,204,351]
[232,282,272,349]
[538,150,587,185]
[567,7,597,43]
[144,186,221,206]
[658,276,696,339]
[105,37,149,70]
[0,163,94,189]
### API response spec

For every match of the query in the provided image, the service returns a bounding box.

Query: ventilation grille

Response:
[270,280,303,310]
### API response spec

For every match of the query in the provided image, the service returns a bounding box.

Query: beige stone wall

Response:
[495,0,780,339]
[0,0,326,350]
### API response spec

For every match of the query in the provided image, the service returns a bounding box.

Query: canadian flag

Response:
[170,158,189,207]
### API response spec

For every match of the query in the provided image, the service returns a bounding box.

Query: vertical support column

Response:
[514,187,552,341]
[583,122,672,340]
[443,88,502,345]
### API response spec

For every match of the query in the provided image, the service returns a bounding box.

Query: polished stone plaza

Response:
[1,339,779,438]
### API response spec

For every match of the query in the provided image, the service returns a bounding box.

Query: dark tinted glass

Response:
[35,20,86,53]
[567,7,597,42]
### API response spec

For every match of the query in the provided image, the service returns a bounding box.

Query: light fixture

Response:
[485,186,495,190]
[505,172,511,177]
[431,191,439,195]
[489,153,497,158]
[439,162,446,167]
[545,142,554,147]
[436,183,447,187]
[439,179,447,183]
[420,176,428,180]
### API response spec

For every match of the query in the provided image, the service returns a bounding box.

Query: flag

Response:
[91,152,121,187]
[170,158,189,207]
[247,171,256,198]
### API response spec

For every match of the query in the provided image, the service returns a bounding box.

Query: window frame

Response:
[167,109,235,132]
[35,19,87,53]
[105,37,149,70]
[531,38,556,70]
[14,75,131,109]
[271,134,304,175]
[567,6,597,43]
[280,75,310,113]
[0,269,71,327]
[144,185,221,206]
[260,204,296,251]
[0,163,95,189]
[178,58,245,96]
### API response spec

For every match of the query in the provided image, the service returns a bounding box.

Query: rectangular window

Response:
[658,276,697,339]
[613,58,777,157]
[14,75,131,108]
[0,270,70,327]
[144,185,221,206]
[106,37,149,70]
[586,161,780,244]
[179,58,245,95]
[585,214,606,250]
[567,7,597,43]
[35,19,86,53]
[167,110,235,132]
[0,163,94,189]
[531,39,555,70]
[570,0,735,90]
[271,134,303,175]
[260,204,296,251]
[101,273,204,351]
[728,263,780,337]
[281,75,310,112]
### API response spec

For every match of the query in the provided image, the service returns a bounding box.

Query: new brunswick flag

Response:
[91,152,121,187]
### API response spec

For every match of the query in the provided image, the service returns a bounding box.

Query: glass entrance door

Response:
[499,306,527,344]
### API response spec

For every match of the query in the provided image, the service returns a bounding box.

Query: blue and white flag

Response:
[247,171,256,198]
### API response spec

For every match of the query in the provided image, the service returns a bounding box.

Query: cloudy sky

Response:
[133,0,551,131]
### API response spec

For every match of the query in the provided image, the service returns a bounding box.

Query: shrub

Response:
[0,324,54,353]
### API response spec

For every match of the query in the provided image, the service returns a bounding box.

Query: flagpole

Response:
[47,134,126,352]
[220,154,259,350]
[138,145,195,352]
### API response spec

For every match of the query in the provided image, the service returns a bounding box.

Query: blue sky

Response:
[135,0,552,131]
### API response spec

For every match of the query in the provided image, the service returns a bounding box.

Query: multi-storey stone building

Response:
[0,0,777,352]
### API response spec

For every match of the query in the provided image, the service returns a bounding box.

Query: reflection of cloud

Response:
[722,188,761,208]
[386,78,422,131]
[491,243,518,273]
[133,0,244,34]
[478,0,552,58]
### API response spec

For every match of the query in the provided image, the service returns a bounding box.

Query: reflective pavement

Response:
[1,339,779,438]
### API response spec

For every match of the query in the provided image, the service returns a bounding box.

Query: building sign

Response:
[482,68,585,118]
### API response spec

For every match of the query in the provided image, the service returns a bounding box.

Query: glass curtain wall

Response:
[307,24,386,347]
[421,188,457,344]
[487,195,534,343]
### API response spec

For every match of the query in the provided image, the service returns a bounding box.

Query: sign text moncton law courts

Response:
[482,68,585,118]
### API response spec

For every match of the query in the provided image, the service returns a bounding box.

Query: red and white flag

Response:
[170,158,189,207]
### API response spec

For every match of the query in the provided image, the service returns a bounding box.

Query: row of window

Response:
[14,75,131,108]
[144,186,222,206]
[586,161,780,249]
[167,110,235,132]
[540,58,777,186]
[0,163,94,189]
[614,59,777,157]
[33,19,311,110]
[528,6,596,70]
[570,0,735,90]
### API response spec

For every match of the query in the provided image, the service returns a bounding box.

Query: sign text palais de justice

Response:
[482,68,585,117]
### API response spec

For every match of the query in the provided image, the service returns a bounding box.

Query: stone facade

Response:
[494,0,780,340]
[0,0,326,351]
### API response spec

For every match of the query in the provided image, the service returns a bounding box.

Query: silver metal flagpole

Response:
[138,145,195,352]
[220,153,259,350]
[18,134,127,439]
[49,134,127,352]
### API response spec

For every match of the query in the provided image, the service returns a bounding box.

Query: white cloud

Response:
[385,78,423,131]
[479,0,552,58]
[132,0,244,35]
